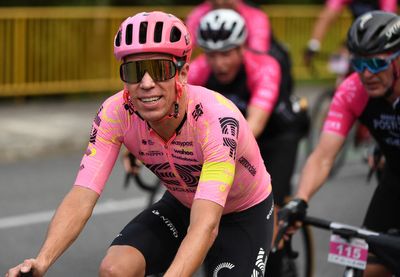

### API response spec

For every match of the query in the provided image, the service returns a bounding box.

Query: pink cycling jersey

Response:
[75,85,272,214]
[185,1,271,52]
[323,73,368,136]
[326,0,397,12]
[188,49,281,114]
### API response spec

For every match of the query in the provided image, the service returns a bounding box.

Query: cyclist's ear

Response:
[178,63,189,84]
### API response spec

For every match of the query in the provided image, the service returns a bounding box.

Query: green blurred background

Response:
[0,0,351,98]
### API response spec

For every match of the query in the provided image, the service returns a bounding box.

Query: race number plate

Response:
[328,234,368,270]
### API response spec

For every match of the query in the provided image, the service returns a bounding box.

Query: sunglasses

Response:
[350,51,400,74]
[120,59,178,84]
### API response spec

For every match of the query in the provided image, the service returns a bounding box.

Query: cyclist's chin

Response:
[364,85,387,98]
[137,108,169,122]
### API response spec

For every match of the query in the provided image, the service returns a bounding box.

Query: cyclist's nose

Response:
[139,72,155,88]
[362,68,375,78]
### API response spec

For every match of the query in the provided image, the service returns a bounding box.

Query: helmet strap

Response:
[123,88,136,114]
[166,74,184,119]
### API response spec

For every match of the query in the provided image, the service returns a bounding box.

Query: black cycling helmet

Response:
[347,11,400,55]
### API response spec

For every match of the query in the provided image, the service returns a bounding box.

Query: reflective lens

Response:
[120,59,177,84]
[351,51,400,74]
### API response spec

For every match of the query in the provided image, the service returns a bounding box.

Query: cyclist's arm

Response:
[7,186,99,277]
[246,105,270,138]
[245,52,280,138]
[164,199,223,277]
[309,6,342,50]
[296,132,345,202]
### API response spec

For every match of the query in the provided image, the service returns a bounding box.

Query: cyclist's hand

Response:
[122,152,142,175]
[277,198,308,240]
[6,259,43,277]
[303,47,318,68]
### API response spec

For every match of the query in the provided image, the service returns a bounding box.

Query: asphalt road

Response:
[0,142,378,276]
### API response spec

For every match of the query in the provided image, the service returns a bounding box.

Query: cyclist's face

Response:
[210,0,238,9]
[358,53,398,97]
[205,47,243,84]
[123,53,188,122]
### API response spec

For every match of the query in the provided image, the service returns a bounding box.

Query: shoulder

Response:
[186,3,212,25]
[96,90,129,124]
[244,50,280,77]
[237,2,269,20]
[187,85,241,120]
[333,73,369,112]
[188,55,210,85]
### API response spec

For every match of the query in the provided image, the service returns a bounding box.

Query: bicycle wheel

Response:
[287,224,314,277]
[306,88,350,178]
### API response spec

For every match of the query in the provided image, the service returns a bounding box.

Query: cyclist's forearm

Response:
[310,7,341,45]
[35,186,98,272]
[296,150,333,202]
[246,105,270,139]
[164,200,222,277]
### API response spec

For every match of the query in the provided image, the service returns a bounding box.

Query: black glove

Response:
[303,47,318,68]
[278,198,308,225]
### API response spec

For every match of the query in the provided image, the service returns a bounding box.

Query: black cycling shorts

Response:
[363,167,400,232]
[111,191,274,276]
[363,167,400,274]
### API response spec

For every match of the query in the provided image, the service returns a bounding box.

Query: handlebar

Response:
[19,270,33,277]
[275,215,400,257]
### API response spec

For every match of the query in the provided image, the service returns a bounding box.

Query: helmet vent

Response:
[125,24,133,45]
[154,22,163,43]
[170,26,181,42]
[139,22,148,44]
[115,30,121,47]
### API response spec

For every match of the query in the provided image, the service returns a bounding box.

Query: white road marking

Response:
[0,197,146,229]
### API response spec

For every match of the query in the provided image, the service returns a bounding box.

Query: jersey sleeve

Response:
[237,3,271,52]
[380,0,397,12]
[185,3,211,49]
[74,93,126,194]
[322,74,368,137]
[326,0,351,12]
[193,91,242,207]
[188,55,211,86]
[246,52,281,113]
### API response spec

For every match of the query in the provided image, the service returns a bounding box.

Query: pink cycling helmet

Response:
[114,11,192,62]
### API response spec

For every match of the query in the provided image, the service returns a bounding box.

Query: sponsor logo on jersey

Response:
[172,140,193,147]
[238,156,257,176]
[192,103,204,121]
[146,162,201,188]
[219,117,239,159]
[141,139,154,145]
[171,154,198,162]
[85,146,97,157]
[89,127,98,144]
[94,105,103,126]
[373,114,400,134]
[173,148,194,156]
[138,151,163,156]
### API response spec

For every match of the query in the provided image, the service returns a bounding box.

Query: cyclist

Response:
[304,0,397,67]
[186,0,296,126]
[6,11,274,277]
[186,0,271,53]
[280,11,400,276]
[189,9,309,276]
